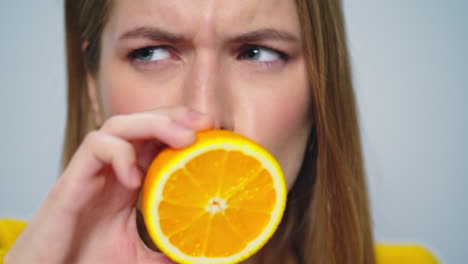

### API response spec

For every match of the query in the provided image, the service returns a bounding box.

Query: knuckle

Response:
[119,140,134,154]
[83,130,103,146]
[101,115,124,132]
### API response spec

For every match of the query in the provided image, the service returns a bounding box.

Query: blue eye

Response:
[131,46,171,61]
[240,45,286,62]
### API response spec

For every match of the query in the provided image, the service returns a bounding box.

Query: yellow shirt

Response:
[0,218,439,264]
[376,244,439,264]
[0,219,26,263]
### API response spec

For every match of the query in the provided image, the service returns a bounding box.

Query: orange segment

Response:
[168,212,211,257]
[158,202,206,236]
[185,149,228,197]
[204,213,245,257]
[220,151,263,198]
[227,169,276,212]
[224,208,271,242]
[162,169,211,206]
[141,129,287,264]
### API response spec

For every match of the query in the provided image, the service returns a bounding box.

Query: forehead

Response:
[106,0,301,41]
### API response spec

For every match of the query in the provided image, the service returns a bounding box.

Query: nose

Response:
[182,50,230,130]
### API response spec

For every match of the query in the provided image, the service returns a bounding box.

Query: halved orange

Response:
[141,129,287,264]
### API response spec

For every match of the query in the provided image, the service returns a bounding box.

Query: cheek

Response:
[234,64,312,190]
[97,60,181,117]
[265,92,310,137]
[267,92,311,190]
[255,85,311,153]
[99,82,144,116]
[236,60,311,149]
[101,86,168,116]
[256,90,311,190]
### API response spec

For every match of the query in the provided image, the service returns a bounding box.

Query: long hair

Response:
[63,1,375,263]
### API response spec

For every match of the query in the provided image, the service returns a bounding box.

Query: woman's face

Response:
[89,0,312,189]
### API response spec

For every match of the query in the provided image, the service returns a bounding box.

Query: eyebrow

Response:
[119,27,187,43]
[230,28,299,43]
[119,27,298,44]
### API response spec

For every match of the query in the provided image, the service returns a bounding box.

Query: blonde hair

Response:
[63,1,375,263]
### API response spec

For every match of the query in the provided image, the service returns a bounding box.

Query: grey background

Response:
[0,1,466,263]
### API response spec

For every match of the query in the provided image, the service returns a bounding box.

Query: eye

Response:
[239,45,286,62]
[131,46,171,62]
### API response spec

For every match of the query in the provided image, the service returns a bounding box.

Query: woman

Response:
[3,0,375,263]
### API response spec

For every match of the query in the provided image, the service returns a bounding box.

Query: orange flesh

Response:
[158,149,276,257]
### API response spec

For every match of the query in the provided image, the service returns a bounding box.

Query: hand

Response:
[4,107,213,264]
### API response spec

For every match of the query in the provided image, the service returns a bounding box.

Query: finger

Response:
[64,131,141,194]
[134,139,165,172]
[171,107,214,130]
[101,108,212,149]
